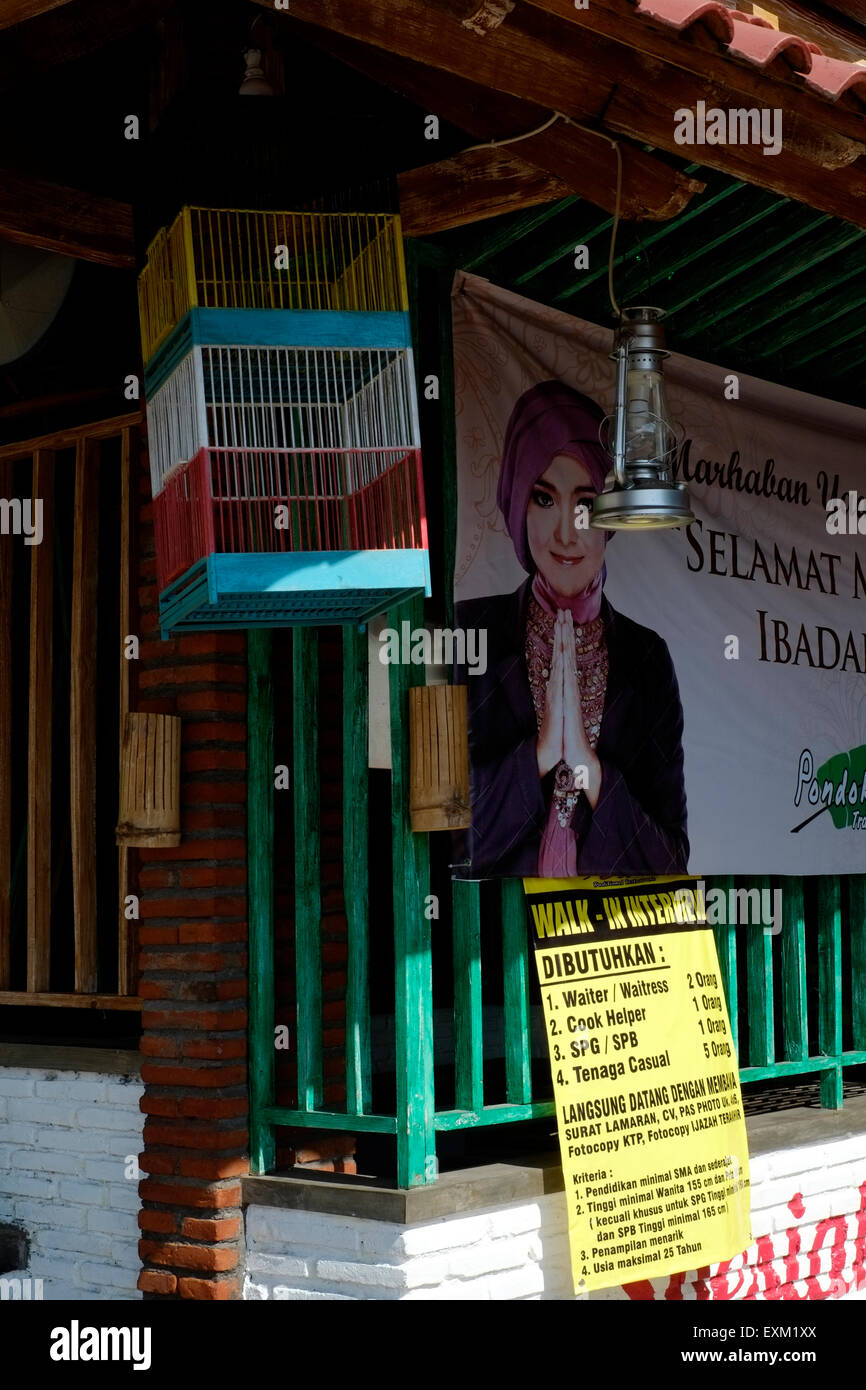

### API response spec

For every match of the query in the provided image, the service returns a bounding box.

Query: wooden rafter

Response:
[0,0,74,28]
[254,0,615,120]
[750,0,861,59]
[399,147,570,234]
[296,24,703,220]
[259,0,866,228]
[769,0,866,58]
[0,169,134,268]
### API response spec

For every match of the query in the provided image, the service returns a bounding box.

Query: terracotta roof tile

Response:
[634,0,736,38]
[633,0,866,108]
[725,23,813,72]
[804,52,866,102]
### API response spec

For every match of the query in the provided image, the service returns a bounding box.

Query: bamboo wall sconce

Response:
[409,685,471,832]
[116,712,182,848]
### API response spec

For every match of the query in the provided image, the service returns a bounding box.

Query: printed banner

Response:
[525,874,751,1294]
[453,272,866,875]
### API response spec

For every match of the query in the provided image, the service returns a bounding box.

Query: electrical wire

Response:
[458,110,565,154]
[456,110,623,320]
[607,139,623,322]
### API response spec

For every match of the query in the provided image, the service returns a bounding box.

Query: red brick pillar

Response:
[133,473,250,1300]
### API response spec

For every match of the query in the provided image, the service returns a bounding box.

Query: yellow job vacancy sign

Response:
[524,875,752,1294]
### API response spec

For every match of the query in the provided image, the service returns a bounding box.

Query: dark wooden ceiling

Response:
[0,0,862,436]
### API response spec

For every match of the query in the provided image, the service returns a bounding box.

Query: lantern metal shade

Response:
[591,482,694,529]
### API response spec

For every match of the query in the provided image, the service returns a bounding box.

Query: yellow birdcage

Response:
[138,207,409,363]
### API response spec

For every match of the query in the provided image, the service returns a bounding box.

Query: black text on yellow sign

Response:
[524,875,752,1295]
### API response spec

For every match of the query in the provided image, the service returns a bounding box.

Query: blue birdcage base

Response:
[144,307,413,395]
[158,550,431,636]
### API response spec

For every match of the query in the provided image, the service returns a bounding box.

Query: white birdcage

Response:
[145,343,421,498]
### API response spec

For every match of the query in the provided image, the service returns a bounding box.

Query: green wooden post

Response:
[453,879,483,1112]
[389,595,436,1186]
[781,877,808,1062]
[502,878,533,1105]
[248,631,276,1174]
[343,623,371,1115]
[745,876,774,1067]
[850,877,866,1050]
[294,627,323,1111]
[818,876,843,1108]
[711,876,739,1061]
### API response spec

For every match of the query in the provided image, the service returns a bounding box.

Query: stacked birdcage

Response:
[138,207,429,634]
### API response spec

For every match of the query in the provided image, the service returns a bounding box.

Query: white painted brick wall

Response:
[243,1194,580,1301]
[0,1065,144,1302]
[243,1123,866,1301]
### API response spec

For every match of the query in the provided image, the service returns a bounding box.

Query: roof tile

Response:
[633,0,866,108]
[804,52,866,103]
[725,25,813,73]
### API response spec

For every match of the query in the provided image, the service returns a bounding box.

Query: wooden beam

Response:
[602,62,866,226]
[264,0,866,153]
[261,1,866,222]
[0,459,12,989]
[399,146,569,234]
[254,0,614,124]
[301,25,703,219]
[824,0,866,29]
[27,450,53,994]
[758,1,866,61]
[70,438,99,993]
[0,412,142,461]
[522,0,866,151]
[0,169,134,269]
[0,0,74,29]
[0,991,141,1009]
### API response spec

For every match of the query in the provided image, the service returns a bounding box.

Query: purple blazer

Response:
[453,578,689,878]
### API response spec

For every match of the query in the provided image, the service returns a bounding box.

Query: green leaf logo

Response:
[815,744,866,829]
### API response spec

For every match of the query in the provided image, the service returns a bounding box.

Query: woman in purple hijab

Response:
[455,379,688,879]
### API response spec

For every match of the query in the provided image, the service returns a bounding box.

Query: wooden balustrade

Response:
[0,413,142,1008]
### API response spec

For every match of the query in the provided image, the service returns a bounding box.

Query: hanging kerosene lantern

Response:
[591,306,694,530]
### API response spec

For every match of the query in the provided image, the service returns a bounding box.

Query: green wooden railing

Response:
[247,623,866,1187]
[712,876,866,1108]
